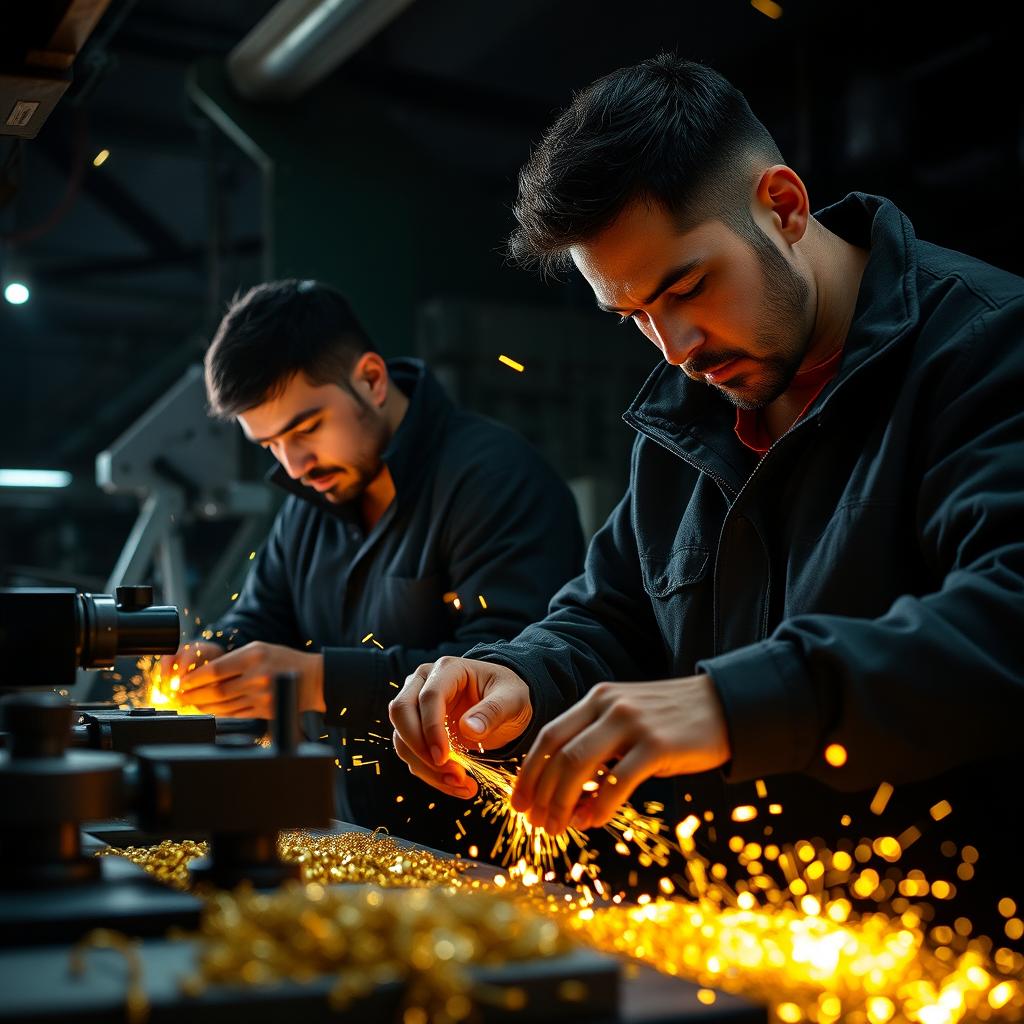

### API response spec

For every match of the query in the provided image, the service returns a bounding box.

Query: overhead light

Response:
[93,149,110,167]
[3,281,30,305]
[0,469,72,488]
[228,0,417,101]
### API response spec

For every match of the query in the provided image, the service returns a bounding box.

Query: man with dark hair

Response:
[390,55,1024,933]
[172,279,585,846]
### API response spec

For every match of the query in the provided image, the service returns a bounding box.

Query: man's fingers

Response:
[180,673,252,707]
[179,647,249,692]
[393,731,475,799]
[417,659,472,766]
[458,675,531,745]
[576,747,653,830]
[511,700,600,813]
[530,720,624,836]
[188,694,256,718]
[388,666,433,764]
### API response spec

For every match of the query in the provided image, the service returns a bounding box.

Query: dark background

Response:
[1,0,1019,615]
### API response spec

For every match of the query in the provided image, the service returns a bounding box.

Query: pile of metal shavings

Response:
[97,828,467,892]
[180,882,574,1024]
[72,883,574,1024]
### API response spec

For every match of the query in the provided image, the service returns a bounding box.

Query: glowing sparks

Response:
[750,0,783,19]
[931,800,953,821]
[871,781,894,815]
[498,354,525,372]
[824,743,848,767]
[119,655,203,714]
[92,149,110,167]
[731,805,757,822]
[478,594,488,609]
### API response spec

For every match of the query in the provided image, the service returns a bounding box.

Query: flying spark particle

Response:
[824,743,847,767]
[498,354,525,372]
[870,782,894,815]
[478,594,488,609]
[750,0,783,19]
[930,799,952,821]
[248,551,256,560]
[362,633,374,643]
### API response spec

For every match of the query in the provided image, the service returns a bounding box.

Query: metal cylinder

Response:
[76,590,179,668]
[272,672,300,754]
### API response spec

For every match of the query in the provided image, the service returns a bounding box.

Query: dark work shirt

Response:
[209,358,585,849]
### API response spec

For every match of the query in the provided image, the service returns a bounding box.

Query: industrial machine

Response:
[0,585,761,1022]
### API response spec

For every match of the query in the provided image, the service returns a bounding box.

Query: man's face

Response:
[238,371,388,503]
[571,199,812,410]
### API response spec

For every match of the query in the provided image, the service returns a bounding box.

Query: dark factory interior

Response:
[2,1,1023,1021]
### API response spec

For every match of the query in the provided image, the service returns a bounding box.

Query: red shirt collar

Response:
[734,344,844,455]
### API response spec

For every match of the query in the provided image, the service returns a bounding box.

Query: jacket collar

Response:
[267,358,453,516]
[623,192,921,485]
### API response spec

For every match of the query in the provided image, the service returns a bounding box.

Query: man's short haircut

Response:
[509,54,784,278]
[204,279,375,419]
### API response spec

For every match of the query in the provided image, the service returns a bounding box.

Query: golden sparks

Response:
[824,743,848,767]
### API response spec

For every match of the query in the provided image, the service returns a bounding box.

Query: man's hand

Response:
[510,674,731,836]
[388,657,532,800]
[178,641,326,718]
[157,641,224,685]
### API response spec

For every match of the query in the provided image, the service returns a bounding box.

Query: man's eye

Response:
[298,421,320,435]
[673,277,706,301]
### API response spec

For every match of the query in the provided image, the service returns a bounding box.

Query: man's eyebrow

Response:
[596,258,705,313]
[250,406,322,444]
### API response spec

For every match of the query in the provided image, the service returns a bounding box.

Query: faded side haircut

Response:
[510,54,784,278]
[205,279,375,419]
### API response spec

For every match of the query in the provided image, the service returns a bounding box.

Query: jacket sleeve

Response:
[321,450,586,731]
[462,440,670,754]
[203,501,302,650]
[701,297,1024,789]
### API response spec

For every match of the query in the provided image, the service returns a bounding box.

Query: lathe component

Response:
[0,693,123,887]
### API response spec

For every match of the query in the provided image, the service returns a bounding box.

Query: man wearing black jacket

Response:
[175,279,584,845]
[390,56,1024,939]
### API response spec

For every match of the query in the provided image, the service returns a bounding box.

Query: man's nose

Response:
[651,313,704,366]
[277,440,314,479]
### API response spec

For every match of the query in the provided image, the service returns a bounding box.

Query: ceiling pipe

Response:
[227,0,416,102]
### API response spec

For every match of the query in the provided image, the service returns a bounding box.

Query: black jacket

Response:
[211,359,584,846]
[468,195,1024,933]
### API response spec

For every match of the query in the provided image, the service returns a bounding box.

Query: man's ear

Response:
[754,164,810,245]
[350,351,389,408]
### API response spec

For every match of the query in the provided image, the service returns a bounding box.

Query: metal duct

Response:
[227,0,416,102]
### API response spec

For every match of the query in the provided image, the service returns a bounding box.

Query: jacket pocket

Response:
[377,573,448,647]
[640,544,711,598]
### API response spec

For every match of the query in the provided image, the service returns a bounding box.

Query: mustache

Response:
[305,466,344,481]
[684,349,750,376]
